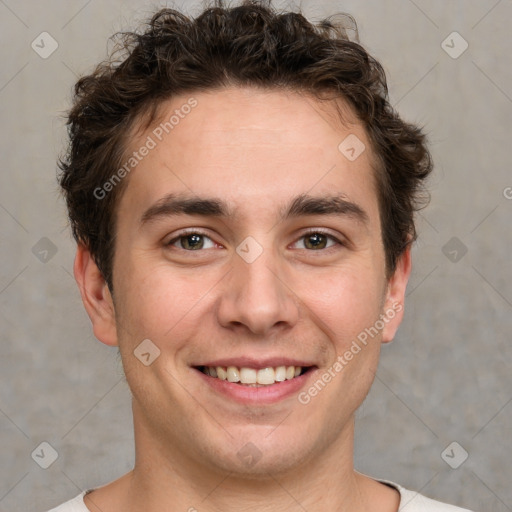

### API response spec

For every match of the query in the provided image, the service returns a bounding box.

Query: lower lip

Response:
[193,368,317,405]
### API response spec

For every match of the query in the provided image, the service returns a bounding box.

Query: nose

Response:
[216,246,300,337]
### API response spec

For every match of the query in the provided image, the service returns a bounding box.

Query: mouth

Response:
[192,361,318,405]
[195,365,315,387]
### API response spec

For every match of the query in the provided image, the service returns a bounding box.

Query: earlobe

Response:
[73,244,118,347]
[381,246,412,343]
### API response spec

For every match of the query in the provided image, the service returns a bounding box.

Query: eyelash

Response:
[166,228,344,253]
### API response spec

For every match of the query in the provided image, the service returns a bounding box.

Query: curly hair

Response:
[58,0,432,291]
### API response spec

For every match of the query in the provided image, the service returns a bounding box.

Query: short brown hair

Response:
[58,0,432,290]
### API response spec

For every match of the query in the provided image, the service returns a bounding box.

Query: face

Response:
[78,87,410,477]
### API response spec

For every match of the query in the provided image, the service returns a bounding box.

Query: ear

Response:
[381,246,412,343]
[73,244,118,347]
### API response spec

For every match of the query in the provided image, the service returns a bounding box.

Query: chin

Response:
[216,447,312,480]
[199,425,319,480]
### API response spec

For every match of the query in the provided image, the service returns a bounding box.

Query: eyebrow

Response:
[139,192,369,227]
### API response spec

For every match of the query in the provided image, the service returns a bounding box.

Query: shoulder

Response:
[46,492,89,512]
[377,479,474,512]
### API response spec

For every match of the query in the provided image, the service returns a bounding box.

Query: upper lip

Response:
[193,357,316,369]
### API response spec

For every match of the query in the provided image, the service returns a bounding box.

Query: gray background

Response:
[0,1,511,511]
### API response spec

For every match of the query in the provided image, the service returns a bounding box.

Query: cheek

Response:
[114,257,211,346]
[304,264,386,346]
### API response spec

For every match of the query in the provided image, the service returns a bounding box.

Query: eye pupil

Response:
[182,234,203,250]
[305,233,327,250]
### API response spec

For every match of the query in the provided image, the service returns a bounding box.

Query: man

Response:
[49,1,473,511]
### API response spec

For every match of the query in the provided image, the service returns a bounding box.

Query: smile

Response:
[193,362,317,405]
[197,365,309,386]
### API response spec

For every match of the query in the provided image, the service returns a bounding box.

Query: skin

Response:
[74,86,411,512]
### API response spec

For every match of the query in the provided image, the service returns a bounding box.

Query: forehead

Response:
[119,86,380,227]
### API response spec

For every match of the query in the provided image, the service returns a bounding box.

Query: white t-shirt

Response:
[46,479,474,511]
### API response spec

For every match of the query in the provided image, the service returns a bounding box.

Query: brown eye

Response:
[167,232,216,250]
[179,233,204,250]
[294,231,340,251]
[304,233,328,250]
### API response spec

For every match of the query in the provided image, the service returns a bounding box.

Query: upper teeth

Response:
[202,365,303,385]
